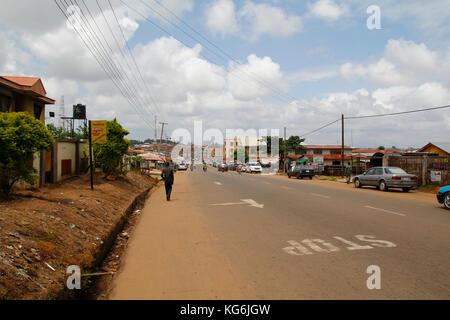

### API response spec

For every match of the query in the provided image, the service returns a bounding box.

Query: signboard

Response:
[91,121,107,144]
[431,171,441,182]
[313,156,324,164]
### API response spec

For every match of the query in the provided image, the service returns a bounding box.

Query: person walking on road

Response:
[161,162,174,201]
[345,162,352,184]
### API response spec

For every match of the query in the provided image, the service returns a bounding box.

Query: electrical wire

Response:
[346,105,450,119]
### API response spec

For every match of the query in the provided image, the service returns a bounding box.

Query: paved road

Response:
[109,168,450,299]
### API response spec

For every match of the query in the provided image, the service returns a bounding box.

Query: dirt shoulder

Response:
[0,171,157,300]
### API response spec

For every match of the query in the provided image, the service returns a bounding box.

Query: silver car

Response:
[353,166,418,192]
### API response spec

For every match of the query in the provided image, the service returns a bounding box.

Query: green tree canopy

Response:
[0,112,54,198]
[93,119,130,178]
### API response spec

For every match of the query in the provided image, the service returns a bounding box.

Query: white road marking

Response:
[283,235,396,256]
[281,186,293,190]
[302,239,340,253]
[209,202,244,206]
[310,193,330,199]
[214,182,223,186]
[241,199,264,209]
[209,199,264,209]
[364,205,406,217]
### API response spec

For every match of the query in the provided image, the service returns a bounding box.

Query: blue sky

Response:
[0,0,449,147]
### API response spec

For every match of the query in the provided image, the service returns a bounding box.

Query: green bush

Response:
[93,119,130,178]
[0,112,54,198]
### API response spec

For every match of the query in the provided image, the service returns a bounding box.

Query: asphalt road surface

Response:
[109,168,450,299]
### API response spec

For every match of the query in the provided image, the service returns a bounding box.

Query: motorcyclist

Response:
[203,162,207,172]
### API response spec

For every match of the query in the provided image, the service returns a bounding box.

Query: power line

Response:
[346,104,450,119]
[75,0,155,121]
[300,119,340,138]
[107,0,161,118]
[56,0,155,129]
[121,0,296,105]
[150,0,300,103]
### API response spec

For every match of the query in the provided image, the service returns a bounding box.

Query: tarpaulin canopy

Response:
[297,159,307,163]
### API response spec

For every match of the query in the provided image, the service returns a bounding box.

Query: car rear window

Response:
[385,168,407,174]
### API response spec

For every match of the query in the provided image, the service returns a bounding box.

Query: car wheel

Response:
[309,176,313,180]
[288,174,291,179]
[444,192,450,210]
[402,187,410,192]
[379,180,388,191]
[354,178,362,188]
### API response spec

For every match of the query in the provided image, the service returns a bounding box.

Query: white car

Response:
[178,163,188,171]
[247,162,262,173]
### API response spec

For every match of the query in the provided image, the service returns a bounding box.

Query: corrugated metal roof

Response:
[432,142,450,153]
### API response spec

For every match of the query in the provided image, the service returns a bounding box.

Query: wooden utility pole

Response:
[341,114,345,177]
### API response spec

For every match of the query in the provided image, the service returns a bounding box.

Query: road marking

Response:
[364,205,406,217]
[310,193,330,199]
[241,199,264,209]
[209,199,264,209]
[214,181,223,186]
[281,186,293,190]
[262,181,271,185]
[283,235,396,257]
[209,202,243,206]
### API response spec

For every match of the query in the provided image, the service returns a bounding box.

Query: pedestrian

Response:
[161,162,174,201]
[345,162,352,184]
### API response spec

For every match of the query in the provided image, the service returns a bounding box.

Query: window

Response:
[0,95,11,112]
[366,168,375,175]
[331,150,341,155]
[313,150,322,155]
[34,104,43,120]
[332,160,341,165]
[385,168,406,174]
[374,168,383,175]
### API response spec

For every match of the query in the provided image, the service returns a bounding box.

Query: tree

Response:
[93,119,130,178]
[264,136,305,158]
[378,146,385,150]
[46,123,71,139]
[0,112,54,198]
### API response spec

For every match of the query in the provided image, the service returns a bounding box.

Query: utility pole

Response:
[159,122,168,153]
[341,114,345,177]
[284,127,287,173]
[154,115,157,143]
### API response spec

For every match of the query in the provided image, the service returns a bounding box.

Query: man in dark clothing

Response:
[161,162,174,201]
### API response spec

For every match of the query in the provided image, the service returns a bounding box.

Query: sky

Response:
[0,0,449,148]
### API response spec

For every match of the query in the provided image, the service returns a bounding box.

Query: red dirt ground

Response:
[0,171,157,300]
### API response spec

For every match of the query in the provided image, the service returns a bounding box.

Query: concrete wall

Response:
[55,139,88,181]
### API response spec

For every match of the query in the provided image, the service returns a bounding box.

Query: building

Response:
[0,76,55,121]
[295,145,353,166]
[417,142,450,157]
[1,76,56,187]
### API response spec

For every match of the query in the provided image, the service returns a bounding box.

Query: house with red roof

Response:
[1,75,56,187]
[0,76,55,123]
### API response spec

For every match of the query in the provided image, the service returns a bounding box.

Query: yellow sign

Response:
[91,121,107,144]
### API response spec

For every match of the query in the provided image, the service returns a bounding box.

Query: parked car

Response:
[218,163,228,172]
[353,167,418,192]
[246,162,262,174]
[178,163,188,171]
[288,165,315,179]
[437,185,450,210]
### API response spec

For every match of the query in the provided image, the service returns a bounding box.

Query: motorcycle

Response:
[203,166,207,172]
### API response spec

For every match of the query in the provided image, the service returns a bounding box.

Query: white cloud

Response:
[205,0,238,37]
[239,1,302,40]
[227,54,288,100]
[308,0,346,21]
[340,39,445,86]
